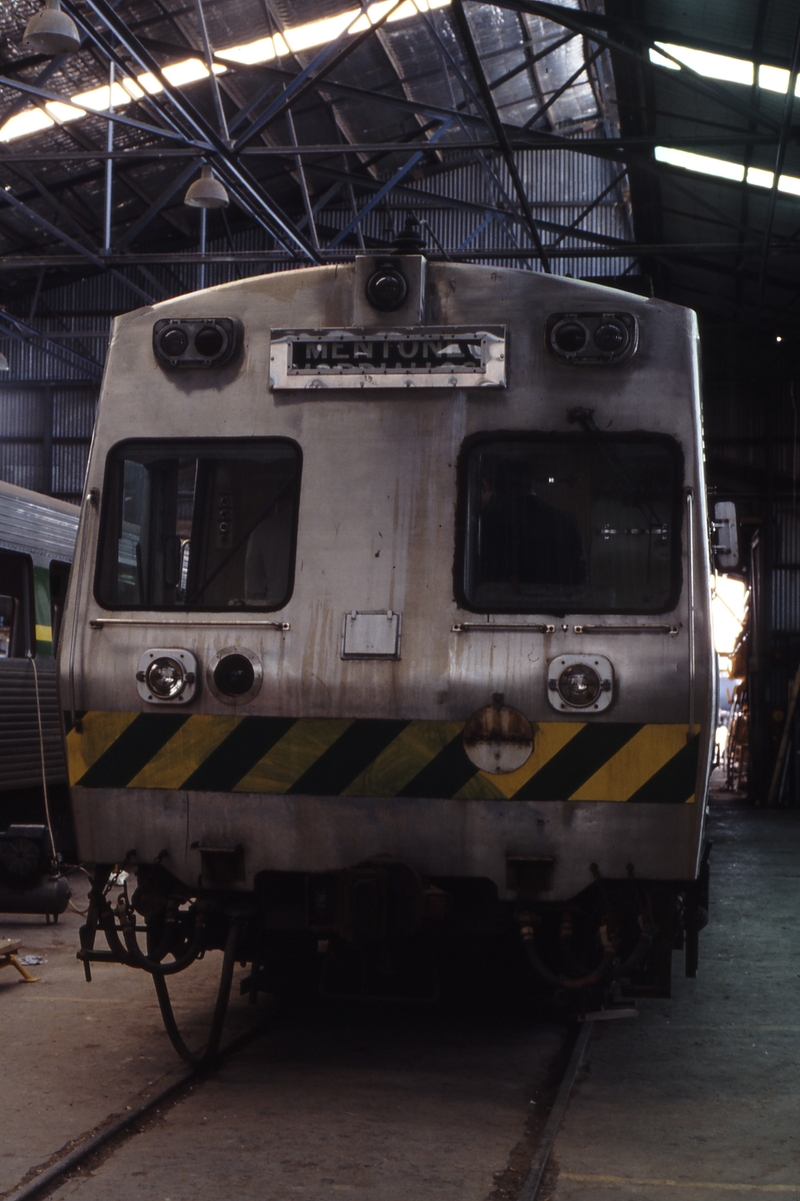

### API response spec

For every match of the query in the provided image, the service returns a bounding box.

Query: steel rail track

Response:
[518,1020,595,1201]
[2,1015,593,1201]
[0,1018,269,1201]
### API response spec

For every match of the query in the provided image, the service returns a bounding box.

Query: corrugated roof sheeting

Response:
[319,146,634,272]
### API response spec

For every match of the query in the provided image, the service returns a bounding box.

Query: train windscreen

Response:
[459,434,683,614]
[95,439,301,611]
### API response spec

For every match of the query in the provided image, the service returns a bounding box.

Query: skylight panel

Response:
[654,146,744,182]
[758,64,790,94]
[220,0,450,65]
[0,108,54,142]
[652,42,753,86]
[778,175,800,197]
[746,166,774,187]
[657,146,800,198]
[0,0,447,145]
[649,41,800,96]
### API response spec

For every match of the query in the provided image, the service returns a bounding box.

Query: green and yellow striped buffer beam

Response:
[66,713,702,803]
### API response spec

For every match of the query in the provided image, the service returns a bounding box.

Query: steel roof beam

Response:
[522,44,603,131]
[66,0,320,262]
[1,241,788,266]
[0,74,211,148]
[0,306,103,376]
[452,0,550,271]
[549,169,628,249]
[232,0,408,152]
[0,133,780,163]
[327,119,454,248]
[491,0,782,134]
[0,186,155,305]
[756,11,800,316]
[489,30,576,92]
[115,158,204,250]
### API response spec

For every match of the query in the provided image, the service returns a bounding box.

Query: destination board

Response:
[269,326,506,390]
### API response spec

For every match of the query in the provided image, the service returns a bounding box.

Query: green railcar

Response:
[0,479,79,859]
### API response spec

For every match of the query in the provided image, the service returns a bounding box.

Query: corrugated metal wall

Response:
[0,147,632,500]
[772,501,800,635]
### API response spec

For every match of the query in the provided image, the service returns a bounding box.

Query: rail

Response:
[67,487,98,732]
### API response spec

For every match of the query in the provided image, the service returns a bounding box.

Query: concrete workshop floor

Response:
[0,875,255,1195]
[547,792,800,1201]
[3,792,798,1201]
[0,874,565,1201]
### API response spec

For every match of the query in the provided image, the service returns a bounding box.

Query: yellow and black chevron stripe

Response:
[66,713,701,803]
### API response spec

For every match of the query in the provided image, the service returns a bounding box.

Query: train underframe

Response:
[78,849,710,1062]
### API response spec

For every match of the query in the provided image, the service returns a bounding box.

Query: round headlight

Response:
[194,324,226,359]
[145,656,186,699]
[593,321,627,353]
[552,320,587,354]
[158,326,188,358]
[365,264,408,312]
[213,652,255,697]
[557,663,600,708]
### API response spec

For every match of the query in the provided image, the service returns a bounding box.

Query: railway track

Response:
[2,1004,594,1201]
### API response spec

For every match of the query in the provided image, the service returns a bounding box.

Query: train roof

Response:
[0,479,79,564]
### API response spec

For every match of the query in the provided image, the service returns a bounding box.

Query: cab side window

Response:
[0,550,35,658]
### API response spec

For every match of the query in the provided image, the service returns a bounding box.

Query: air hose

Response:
[152,923,240,1065]
[520,918,617,991]
[520,912,654,991]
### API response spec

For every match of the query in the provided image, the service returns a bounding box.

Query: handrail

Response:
[573,624,678,635]
[452,621,677,635]
[452,621,554,634]
[67,488,98,733]
[686,487,696,741]
[89,617,290,630]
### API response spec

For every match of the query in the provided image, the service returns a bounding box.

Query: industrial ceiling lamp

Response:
[0,353,9,371]
[23,0,81,55]
[184,164,229,209]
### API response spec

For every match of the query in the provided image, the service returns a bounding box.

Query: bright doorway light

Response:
[712,575,748,675]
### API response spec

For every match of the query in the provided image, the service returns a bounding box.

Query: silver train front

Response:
[60,258,714,907]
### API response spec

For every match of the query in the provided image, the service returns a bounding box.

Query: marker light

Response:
[365,263,409,311]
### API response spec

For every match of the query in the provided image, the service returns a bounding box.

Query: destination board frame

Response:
[269,326,507,390]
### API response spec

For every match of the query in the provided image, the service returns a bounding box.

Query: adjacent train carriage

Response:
[62,254,715,1043]
[0,480,79,909]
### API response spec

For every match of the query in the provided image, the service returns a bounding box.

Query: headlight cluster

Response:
[137,646,262,706]
[546,311,637,365]
[152,317,241,369]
